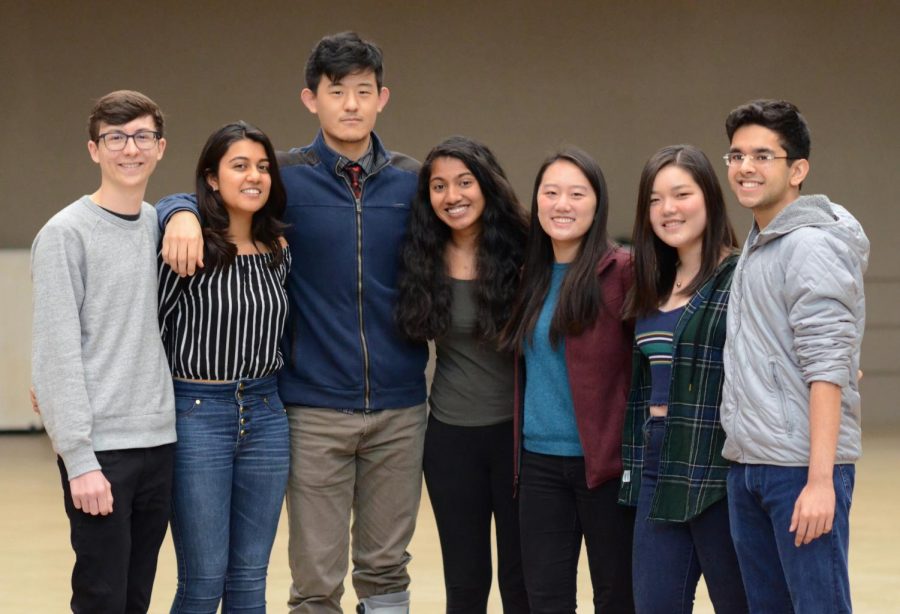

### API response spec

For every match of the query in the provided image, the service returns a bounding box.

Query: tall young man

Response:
[31,90,176,613]
[720,99,868,613]
[158,33,428,614]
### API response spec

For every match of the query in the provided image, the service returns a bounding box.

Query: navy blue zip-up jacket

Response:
[156,130,428,410]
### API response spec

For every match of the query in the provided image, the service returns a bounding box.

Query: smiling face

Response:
[88,115,165,193]
[428,156,486,238]
[536,160,597,263]
[649,164,707,259]
[300,69,390,160]
[207,139,272,219]
[727,124,809,228]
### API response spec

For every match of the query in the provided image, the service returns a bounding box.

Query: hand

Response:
[789,478,835,546]
[70,470,114,516]
[30,386,40,415]
[161,211,204,276]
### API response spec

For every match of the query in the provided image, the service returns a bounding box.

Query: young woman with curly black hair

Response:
[396,135,530,613]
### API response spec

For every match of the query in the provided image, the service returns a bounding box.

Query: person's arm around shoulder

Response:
[278,235,290,273]
[156,193,204,276]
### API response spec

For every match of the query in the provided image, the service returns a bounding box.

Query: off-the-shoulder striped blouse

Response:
[158,247,291,381]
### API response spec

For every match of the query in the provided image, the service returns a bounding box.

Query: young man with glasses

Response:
[719,99,868,613]
[31,90,176,612]
[157,32,427,614]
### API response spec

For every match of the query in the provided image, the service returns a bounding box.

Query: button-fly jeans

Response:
[169,376,289,613]
[727,462,854,614]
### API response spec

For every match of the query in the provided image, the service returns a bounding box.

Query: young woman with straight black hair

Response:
[158,121,290,613]
[619,144,747,614]
[500,147,635,614]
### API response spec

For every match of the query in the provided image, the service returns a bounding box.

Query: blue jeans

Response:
[170,376,290,613]
[632,417,747,613]
[727,463,854,614]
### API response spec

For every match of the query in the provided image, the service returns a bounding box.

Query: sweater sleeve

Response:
[155,192,199,231]
[31,224,100,478]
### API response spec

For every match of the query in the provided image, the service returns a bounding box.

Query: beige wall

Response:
[3,1,897,423]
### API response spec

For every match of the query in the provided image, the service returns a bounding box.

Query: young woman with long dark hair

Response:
[396,136,530,613]
[157,121,290,613]
[500,147,635,613]
[619,145,747,613]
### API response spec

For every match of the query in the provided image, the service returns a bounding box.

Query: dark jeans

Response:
[518,450,635,614]
[423,414,529,613]
[170,376,289,613]
[58,443,175,614]
[632,417,747,614]
[728,462,855,614]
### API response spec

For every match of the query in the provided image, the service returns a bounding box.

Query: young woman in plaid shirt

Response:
[619,145,748,613]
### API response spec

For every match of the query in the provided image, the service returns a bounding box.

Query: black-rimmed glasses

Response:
[97,130,161,151]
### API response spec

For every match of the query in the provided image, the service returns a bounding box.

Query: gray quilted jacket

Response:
[721,194,869,465]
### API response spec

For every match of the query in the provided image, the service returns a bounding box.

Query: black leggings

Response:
[518,450,635,614]
[423,414,529,613]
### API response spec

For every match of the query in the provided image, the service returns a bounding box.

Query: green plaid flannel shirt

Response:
[619,255,737,522]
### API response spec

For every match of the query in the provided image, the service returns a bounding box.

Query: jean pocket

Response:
[174,396,202,418]
[262,394,286,414]
[836,465,856,502]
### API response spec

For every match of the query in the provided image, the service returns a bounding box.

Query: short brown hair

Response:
[88,90,164,141]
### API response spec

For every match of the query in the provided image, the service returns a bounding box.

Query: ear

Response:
[206,172,219,192]
[156,137,167,161]
[789,158,810,188]
[87,139,100,164]
[300,88,317,114]
[377,86,390,113]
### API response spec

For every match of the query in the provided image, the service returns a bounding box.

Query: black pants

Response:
[423,415,529,613]
[58,444,174,613]
[518,450,634,614]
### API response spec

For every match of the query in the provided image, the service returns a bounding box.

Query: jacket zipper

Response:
[341,160,388,410]
[354,191,370,409]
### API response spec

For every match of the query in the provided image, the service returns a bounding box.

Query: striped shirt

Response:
[634,305,685,405]
[158,247,291,381]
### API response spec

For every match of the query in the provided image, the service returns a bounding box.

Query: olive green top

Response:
[429,279,515,426]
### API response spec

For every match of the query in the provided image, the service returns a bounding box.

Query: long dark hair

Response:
[626,144,738,318]
[500,147,612,351]
[395,136,528,342]
[195,121,287,268]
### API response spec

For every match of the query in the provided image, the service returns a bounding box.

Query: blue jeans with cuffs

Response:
[169,376,289,614]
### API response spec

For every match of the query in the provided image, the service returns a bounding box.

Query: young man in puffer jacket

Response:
[720,98,868,614]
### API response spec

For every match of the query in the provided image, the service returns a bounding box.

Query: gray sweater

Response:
[721,194,868,466]
[31,196,176,479]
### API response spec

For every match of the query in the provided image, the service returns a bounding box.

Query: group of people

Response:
[30,30,867,614]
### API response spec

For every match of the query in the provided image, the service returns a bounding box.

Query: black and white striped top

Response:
[158,247,291,381]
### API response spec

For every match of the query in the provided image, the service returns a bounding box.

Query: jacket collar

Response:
[752,194,839,247]
[310,130,391,178]
[593,243,626,276]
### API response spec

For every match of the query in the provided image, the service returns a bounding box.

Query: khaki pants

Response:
[285,404,427,613]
